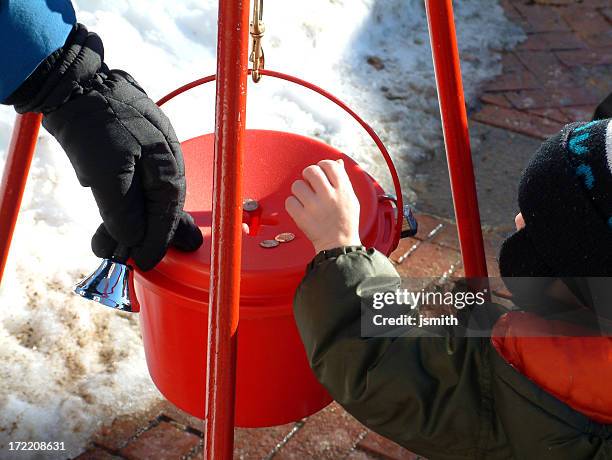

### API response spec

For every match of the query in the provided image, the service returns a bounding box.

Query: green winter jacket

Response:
[293,248,612,460]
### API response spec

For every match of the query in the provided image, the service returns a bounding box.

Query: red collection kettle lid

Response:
[152,129,381,304]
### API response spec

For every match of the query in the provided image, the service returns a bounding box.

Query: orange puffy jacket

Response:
[492,311,612,424]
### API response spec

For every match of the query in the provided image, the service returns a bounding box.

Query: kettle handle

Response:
[157,69,405,250]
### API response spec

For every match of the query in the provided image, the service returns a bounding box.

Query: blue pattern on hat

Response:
[575,164,595,189]
[569,132,590,155]
[573,120,599,133]
[565,120,612,230]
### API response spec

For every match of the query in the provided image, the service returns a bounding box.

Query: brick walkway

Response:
[73,1,611,459]
[473,0,611,139]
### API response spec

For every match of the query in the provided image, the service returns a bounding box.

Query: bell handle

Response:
[111,243,130,265]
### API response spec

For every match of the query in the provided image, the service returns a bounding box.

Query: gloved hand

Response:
[5,24,203,270]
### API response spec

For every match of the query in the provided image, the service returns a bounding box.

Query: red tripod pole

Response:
[0,113,42,283]
[204,0,250,458]
[424,0,488,278]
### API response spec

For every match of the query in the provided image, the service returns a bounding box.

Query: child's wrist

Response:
[313,235,362,253]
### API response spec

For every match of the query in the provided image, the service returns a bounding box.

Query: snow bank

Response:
[0,1,523,457]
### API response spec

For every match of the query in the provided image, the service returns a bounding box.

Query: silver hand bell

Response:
[74,244,139,312]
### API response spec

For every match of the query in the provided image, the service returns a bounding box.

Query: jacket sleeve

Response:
[0,0,76,102]
[293,248,493,459]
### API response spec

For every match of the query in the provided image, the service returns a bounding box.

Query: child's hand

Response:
[285,159,362,253]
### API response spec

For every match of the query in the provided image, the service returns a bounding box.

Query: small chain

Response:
[249,0,265,83]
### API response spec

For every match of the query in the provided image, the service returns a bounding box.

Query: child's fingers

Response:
[285,195,304,221]
[317,159,345,189]
[291,179,317,207]
[302,165,334,195]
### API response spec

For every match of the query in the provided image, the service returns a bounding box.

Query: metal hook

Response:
[250,0,265,83]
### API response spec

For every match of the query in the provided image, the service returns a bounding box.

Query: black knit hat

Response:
[499,119,612,280]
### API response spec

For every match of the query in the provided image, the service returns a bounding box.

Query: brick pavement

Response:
[474,0,611,139]
[71,1,611,458]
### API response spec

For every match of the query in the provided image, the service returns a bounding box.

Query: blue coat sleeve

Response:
[0,0,76,102]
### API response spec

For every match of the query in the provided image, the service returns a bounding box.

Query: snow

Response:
[0,1,523,457]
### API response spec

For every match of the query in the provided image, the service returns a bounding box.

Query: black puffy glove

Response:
[4,24,203,270]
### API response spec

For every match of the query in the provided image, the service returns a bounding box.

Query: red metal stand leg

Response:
[0,113,42,284]
[424,0,488,279]
[204,0,250,458]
